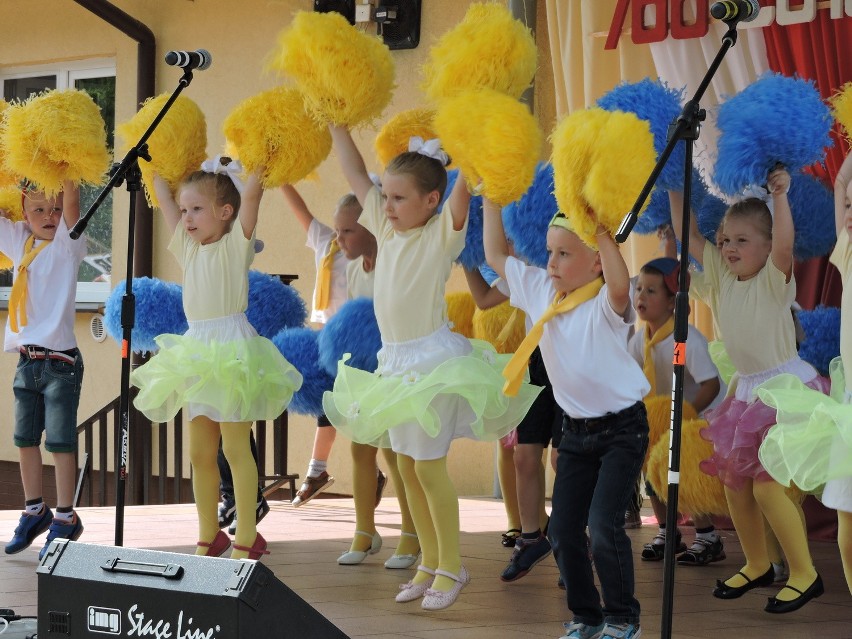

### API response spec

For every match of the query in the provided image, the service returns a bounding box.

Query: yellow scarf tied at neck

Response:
[642,315,675,397]
[314,237,340,312]
[502,277,604,397]
[8,234,51,333]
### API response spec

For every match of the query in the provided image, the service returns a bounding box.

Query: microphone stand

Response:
[71,67,195,546]
[614,22,741,639]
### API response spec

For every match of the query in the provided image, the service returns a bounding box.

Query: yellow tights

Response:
[497,443,521,533]
[838,509,852,595]
[189,417,257,559]
[349,443,417,556]
[724,479,817,601]
[397,454,460,592]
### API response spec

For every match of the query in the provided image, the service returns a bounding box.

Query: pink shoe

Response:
[232,532,270,560]
[395,565,436,603]
[421,566,470,611]
[197,530,231,557]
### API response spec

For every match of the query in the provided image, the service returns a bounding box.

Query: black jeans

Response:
[549,401,649,627]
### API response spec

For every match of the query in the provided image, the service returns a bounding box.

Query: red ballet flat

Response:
[197,530,231,557]
[232,532,270,560]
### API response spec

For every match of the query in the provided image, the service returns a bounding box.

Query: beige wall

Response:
[0,0,559,498]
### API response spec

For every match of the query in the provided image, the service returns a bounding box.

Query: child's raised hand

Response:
[767,166,791,196]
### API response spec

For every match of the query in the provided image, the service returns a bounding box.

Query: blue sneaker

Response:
[5,507,53,555]
[560,621,605,639]
[38,513,84,560]
[600,623,641,639]
[500,534,552,582]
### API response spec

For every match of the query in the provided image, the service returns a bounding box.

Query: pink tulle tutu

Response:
[700,375,830,489]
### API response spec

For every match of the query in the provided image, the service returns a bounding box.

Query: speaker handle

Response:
[101,558,184,580]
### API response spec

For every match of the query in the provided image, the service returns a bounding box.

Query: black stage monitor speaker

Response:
[314,0,356,25]
[379,0,421,50]
[37,539,349,638]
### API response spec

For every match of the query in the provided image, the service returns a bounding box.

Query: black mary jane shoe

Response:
[765,574,824,614]
[712,565,775,599]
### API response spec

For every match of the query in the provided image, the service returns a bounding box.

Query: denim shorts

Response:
[13,349,84,453]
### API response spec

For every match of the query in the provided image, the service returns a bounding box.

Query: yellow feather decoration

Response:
[422,2,536,101]
[446,291,476,339]
[473,300,526,354]
[552,108,655,248]
[434,88,541,206]
[0,100,20,189]
[643,395,697,470]
[0,186,24,270]
[374,108,436,170]
[269,11,395,128]
[223,87,331,189]
[647,420,729,517]
[0,89,109,196]
[116,94,207,209]
[830,81,852,142]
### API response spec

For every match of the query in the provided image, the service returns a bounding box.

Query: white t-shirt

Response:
[627,324,726,412]
[504,256,650,417]
[346,256,375,300]
[0,217,87,352]
[306,219,350,324]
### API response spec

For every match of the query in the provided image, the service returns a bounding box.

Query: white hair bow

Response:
[408,136,449,167]
[200,155,245,194]
[739,183,775,216]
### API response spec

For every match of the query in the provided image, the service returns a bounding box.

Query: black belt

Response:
[563,401,645,432]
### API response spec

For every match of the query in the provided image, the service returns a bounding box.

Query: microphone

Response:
[164,49,212,71]
[710,0,759,24]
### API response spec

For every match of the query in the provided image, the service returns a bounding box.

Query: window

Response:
[1,59,115,310]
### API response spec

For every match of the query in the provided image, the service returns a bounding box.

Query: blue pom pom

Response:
[442,169,485,269]
[503,162,556,268]
[317,297,382,375]
[104,278,187,354]
[272,328,333,417]
[634,188,672,234]
[479,263,499,286]
[714,74,833,196]
[696,193,728,244]
[789,173,837,260]
[597,78,686,191]
[797,305,840,376]
[246,270,308,338]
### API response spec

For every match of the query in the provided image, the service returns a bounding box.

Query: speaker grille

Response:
[48,610,71,634]
[314,0,355,25]
[379,0,421,50]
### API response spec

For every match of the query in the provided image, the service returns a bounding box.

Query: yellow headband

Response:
[549,211,573,232]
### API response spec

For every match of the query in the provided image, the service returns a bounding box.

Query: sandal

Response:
[232,532,270,560]
[640,529,685,561]
[501,528,522,548]
[677,536,725,566]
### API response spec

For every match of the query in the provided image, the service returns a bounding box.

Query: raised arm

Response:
[692,377,721,415]
[329,125,376,205]
[669,190,706,266]
[279,184,315,233]
[597,228,631,317]
[483,196,510,280]
[61,180,80,227]
[835,152,852,237]
[767,167,793,281]
[463,266,508,310]
[448,171,471,232]
[238,170,263,240]
[152,174,181,235]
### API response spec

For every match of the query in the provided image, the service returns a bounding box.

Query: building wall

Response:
[0,0,557,499]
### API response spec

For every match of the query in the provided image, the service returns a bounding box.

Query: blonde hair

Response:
[385,151,448,200]
[722,197,772,240]
[180,170,241,217]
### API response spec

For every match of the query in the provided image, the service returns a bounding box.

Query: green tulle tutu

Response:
[756,357,852,494]
[132,332,303,423]
[322,338,542,446]
[708,340,736,386]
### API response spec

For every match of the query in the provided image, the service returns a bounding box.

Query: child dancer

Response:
[485,200,649,639]
[132,158,302,560]
[1,181,87,559]
[671,167,826,612]
[323,128,538,610]
[628,257,726,564]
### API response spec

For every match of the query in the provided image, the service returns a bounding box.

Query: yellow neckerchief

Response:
[502,277,604,396]
[642,315,675,397]
[8,234,51,333]
[495,308,521,350]
[314,237,340,311]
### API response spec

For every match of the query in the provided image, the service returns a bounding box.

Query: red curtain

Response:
[760,2,852,309]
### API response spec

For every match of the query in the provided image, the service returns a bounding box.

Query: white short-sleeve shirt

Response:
[306,219,350,324]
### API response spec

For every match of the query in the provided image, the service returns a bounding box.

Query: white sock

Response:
[54,509,74,523]
[25,502,44,516]
[307,459,327,478]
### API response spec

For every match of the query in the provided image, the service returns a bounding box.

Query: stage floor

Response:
[1,497,849,638]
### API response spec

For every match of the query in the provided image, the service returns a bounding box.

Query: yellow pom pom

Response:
[223,87,331,188]
[434,88,541,206]
[643,395,698,469]
[446,291,476,339]
[375,108,436,170]
[473,301,526,354]
[0,186,24,270]
[831,82,852,142]
[269,11,395,128]
[116,94,207,209]
[552,108,656,247]
[0,89,110,196]
[647,419,729,517]
[0,100,20,189]
[422,2,536,101]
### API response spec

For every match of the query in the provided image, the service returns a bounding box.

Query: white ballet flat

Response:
[337,530,382,565]
[384,532,420,569]
[421,565,470,611]
[395,565,436,603]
